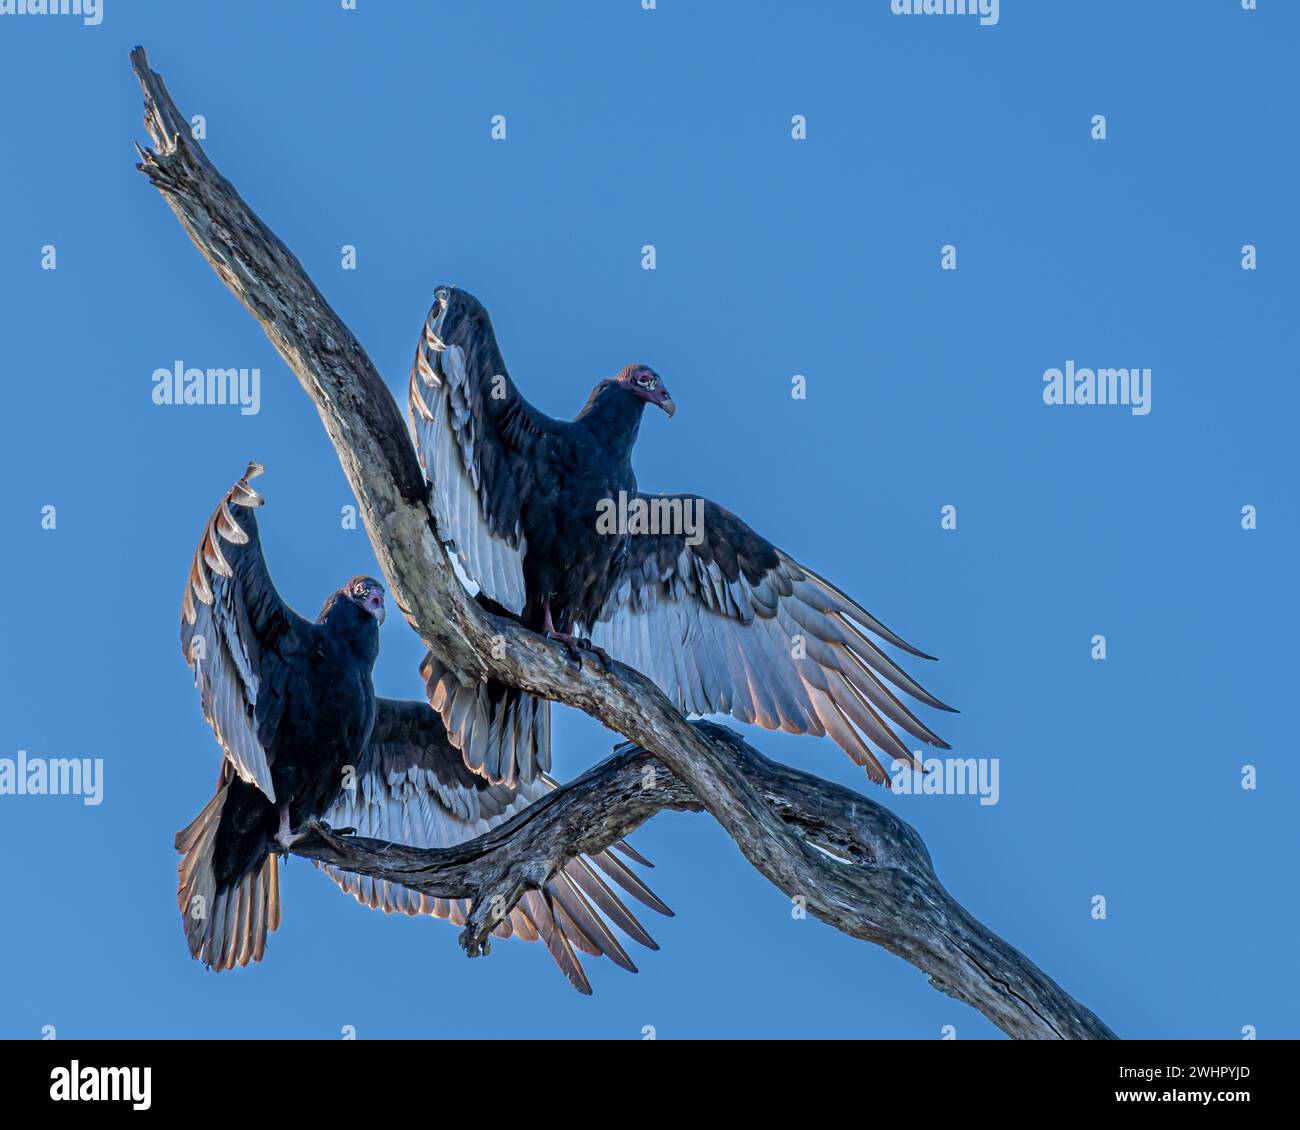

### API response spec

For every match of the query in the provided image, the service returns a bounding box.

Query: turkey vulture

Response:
[176,463,665,992]
[410,287,956,788]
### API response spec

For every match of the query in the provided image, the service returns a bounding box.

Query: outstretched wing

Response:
[180,462,315,801]
[588,495,956,784]
[320,698,669,994]
[408,286,565,615]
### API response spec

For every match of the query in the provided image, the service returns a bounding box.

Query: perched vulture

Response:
[410,287,956,788]
[176,463,665,992]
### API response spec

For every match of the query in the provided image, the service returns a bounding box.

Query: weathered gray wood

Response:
[294,742,703,960]
[130,46,1116,1040]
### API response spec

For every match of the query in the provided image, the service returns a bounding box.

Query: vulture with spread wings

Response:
[410,287,956,789]
[176,463,665,992]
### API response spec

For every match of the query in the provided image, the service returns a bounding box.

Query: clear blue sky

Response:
[1,1,1295,1040]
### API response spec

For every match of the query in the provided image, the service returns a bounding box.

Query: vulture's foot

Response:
[576,638,612,669]
[274,828,306,851]
[545,627,611,670]
[544,627,585,670]
[275,804,304,850]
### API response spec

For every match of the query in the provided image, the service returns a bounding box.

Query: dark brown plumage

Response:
[175,464,665,990]
[411,287,675,786]
[177,464,383,970]
[410,288,956,787]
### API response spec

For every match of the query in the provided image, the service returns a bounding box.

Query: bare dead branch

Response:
[131,46,1116,1040]
[293,742,700,959]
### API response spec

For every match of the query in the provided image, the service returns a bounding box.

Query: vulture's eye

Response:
[636,375,657,390]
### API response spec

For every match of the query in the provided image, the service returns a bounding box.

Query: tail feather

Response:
[175,782,280,971]
[422,650,550,786]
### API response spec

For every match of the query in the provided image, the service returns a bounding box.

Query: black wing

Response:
[320,698,669,994]
[408,286,565,615]
[588,495,955,784]
[180,462,315,801]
